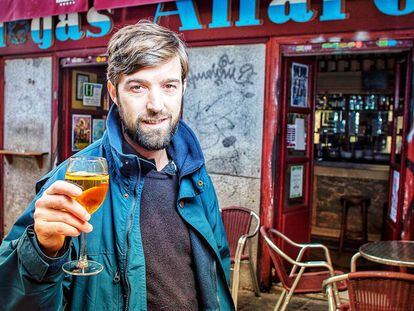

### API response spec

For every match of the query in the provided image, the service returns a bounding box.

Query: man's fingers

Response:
[36,194,90,222]
[38,221,82,238]
[36,209,93,233]
[45,180,83,197]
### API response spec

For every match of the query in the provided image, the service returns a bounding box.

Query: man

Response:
[0,21,234,311]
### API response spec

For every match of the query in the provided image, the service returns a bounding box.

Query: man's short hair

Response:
[107,20,189,88]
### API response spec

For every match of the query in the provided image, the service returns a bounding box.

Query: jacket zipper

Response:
[124,195,135,311]
[124,172,143,311]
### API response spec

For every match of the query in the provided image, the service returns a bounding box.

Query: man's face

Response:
[108,56,184,151]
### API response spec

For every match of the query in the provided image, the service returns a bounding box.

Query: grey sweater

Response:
[140,163,198,310]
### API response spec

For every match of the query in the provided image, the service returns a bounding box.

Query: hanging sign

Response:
[0,0,413,50]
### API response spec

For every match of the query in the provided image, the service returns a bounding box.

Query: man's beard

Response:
[119,106,180,151]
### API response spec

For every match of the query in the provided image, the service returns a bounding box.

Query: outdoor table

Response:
[351,241,414,272]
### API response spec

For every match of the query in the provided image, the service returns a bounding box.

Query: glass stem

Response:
[78,232,88,269]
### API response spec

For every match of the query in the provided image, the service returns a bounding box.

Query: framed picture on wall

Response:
[290,63,309,108]
[289,165,304,199]
[76,73,89,101]
[92,118,106,142]
[71,70,98,109]
[72,114,91,152]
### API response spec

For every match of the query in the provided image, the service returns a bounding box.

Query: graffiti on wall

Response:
[184,44,265,178]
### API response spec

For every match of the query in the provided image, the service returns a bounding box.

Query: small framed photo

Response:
[290,63,309,108]
[72,114,91,151]
[92,118,106,142]
[76,73,90,101]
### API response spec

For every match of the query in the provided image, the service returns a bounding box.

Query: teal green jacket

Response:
[0,106,234,311]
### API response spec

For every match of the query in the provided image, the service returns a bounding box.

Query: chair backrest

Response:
[221,206,259,258]
[347,271,414,311]
[260,226,292,288]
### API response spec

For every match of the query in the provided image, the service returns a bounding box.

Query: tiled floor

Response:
[237,289,330,310]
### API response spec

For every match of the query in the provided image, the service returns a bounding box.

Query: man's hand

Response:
[34,180,93,257]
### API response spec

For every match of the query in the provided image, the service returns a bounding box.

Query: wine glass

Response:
[62,156,109,276]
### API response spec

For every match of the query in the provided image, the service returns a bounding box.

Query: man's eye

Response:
[165,84,177,89]
[131,85,143,91]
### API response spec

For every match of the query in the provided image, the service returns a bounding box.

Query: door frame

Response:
[0,57,4,240]
[277,56,317,256]
[384,53,413,240]
[258,29,414,289]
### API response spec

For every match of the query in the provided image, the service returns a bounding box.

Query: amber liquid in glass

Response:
[65,172,109,214]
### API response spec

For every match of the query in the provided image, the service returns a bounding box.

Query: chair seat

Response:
[286,270,347,293]
[338,302,350,310]
[340,195,369,205]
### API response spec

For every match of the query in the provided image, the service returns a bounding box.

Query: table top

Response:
[359,241,414,267]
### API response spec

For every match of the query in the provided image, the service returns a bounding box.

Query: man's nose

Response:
[147,89,164,113]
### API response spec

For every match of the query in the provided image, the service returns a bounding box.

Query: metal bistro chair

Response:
[323,271,414,311]
[220,206,261,309]
[261,226,347,311]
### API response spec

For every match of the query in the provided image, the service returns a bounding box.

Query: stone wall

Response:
[313,172,388,240]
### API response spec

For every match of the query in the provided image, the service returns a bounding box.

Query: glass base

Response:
[62,260,103,276]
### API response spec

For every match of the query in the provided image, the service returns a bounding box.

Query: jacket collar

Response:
[103,105,205,183]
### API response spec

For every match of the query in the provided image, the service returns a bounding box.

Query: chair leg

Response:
[279,267,305,311]
[274,288,287,311]
[248,243,261,297]
[232,237,246,310]
[232,258,241,310]
[339,201,347,254]
[279,289,294,311]
[326,284,337,311]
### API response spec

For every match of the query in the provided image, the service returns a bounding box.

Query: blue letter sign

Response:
[374,0,414,16]
[86,7,113,38]
[268,0,315,24]
[236,0,261,26]
[209,0,231,28]
[154,0,203,31]
[320,0,347,21]
[31,17,53,50]
[56,13,84,42]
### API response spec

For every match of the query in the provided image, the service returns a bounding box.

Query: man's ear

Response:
[107,81,118,105]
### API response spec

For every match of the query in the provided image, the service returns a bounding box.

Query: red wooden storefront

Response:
[0,0,413,289]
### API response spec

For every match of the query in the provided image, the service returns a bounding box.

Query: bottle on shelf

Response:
[350,95,356,110]
[327,56,337,72]
[350,58,361,71]
[318,60,327,72]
